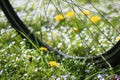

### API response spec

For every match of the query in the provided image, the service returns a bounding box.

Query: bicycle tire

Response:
[0,0,120,68]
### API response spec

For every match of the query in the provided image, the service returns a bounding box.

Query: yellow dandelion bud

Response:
[49,61,59,67]
[55,14,64,21]
[39,47,48,51]
[117,36,120,41]
[80,10,91,15]
[90,15,101,23]
[26,55,33,62]
[65,11,75,18]
[73,27,78,32]
[26,55,32,58]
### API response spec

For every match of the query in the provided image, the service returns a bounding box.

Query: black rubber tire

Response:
[0,0,120,68]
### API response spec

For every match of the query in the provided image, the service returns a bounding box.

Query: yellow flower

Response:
[49,61,59,67]
[39,47,48,51]
[55,14,64,21]
[117,36,120,41]
[65,11,75,18]
[80,10,91,15]
[26,55,33,62]
[26,55,32,58]
[90,15,101,23]
[73,27,78,32]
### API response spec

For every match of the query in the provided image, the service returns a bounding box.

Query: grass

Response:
[0,0,120,79]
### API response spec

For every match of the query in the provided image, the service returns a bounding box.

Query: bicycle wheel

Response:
[0,0,120,67]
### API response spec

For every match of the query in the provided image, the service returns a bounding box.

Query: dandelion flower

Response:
[117,36,120,41]
[90,15,101,23]
[26,55,33,62]
[55,14,64,21]
[39,46,48,51]
[49,61,59,67]
[65,11,75,18]
[73,27,78,32]
[80,10,91,15]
